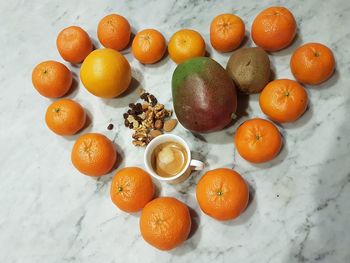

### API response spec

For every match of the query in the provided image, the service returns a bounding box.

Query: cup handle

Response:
[190,159,205,171]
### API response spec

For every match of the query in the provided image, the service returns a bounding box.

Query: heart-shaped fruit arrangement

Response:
[31,6,335,251]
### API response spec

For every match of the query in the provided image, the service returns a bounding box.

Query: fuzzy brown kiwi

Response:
[226,47,271,94]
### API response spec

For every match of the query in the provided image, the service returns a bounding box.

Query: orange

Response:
[110,167,154,213]
[80,48,131,98]
[259,79,308,123]
[71,133,117,176]
[196,168,249,221]
[132,29,166,64]
[234,118,282,163]
[210,13,245,52]
[251,6,296,51]
[45,99,86,136]
[56,26,93,63]
[97,14,131,51]
[168,29,205,64]
[32,61,72,98]
[290,42,335,85]
[140,197,191,250]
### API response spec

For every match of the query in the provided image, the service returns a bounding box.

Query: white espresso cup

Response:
[144,134,205,184]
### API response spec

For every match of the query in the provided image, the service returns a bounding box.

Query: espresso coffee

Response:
[151,141,188,177]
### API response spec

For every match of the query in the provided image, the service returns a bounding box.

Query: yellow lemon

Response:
[80,48,131,98]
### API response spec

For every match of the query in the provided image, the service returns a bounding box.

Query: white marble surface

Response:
[1,0,350,262]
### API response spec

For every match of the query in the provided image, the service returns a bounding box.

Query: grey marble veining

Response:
[1,0,350,262]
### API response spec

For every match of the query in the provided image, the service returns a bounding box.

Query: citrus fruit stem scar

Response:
[217,190,223,196]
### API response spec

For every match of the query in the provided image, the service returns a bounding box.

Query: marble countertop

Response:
[1,0,350,262]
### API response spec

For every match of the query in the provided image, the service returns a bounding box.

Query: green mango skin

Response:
[172,57,237,133]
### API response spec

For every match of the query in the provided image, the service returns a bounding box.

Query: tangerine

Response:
[110,167,154,213]
[140,197,191,250]
[259,79,308,123]
[32,60,72,98]
[71,133,117,176]
[196,168,249,221]
[132,29,166,64]
[210,13,245,52]
[290,42,335,85]
[234,118,282,163]
[56,26,93,63]
[168,29,205,64]
[251,6,296,51]
[97,14,131,51]
[45,99,86,136]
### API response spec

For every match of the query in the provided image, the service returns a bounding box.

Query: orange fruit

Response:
[196,168,249,221]
[290,42,335,85]
[140,197,191,250]
[56,26,93,63]
[234,118,282,163]
[80,48,131,98]
[97,14,131,51]
[210,13,245,52]
[132,29,166,64]
[32,61,72,98]
[251,6,296,51]
[259,79,308,123]
[45,99,86,136]
[71,133,117,176]
[168,29,205,64]
[110,167,154,213]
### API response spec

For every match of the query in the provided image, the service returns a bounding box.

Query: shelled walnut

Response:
[123,91,176,147]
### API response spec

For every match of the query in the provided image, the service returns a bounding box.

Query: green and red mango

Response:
[172,57,237,133]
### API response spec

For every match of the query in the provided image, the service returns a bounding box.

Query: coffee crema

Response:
[151,141,188,177]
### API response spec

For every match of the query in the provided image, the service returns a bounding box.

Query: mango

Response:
[172,57,237,133]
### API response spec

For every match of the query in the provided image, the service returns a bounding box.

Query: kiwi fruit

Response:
[226,47,271,94]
